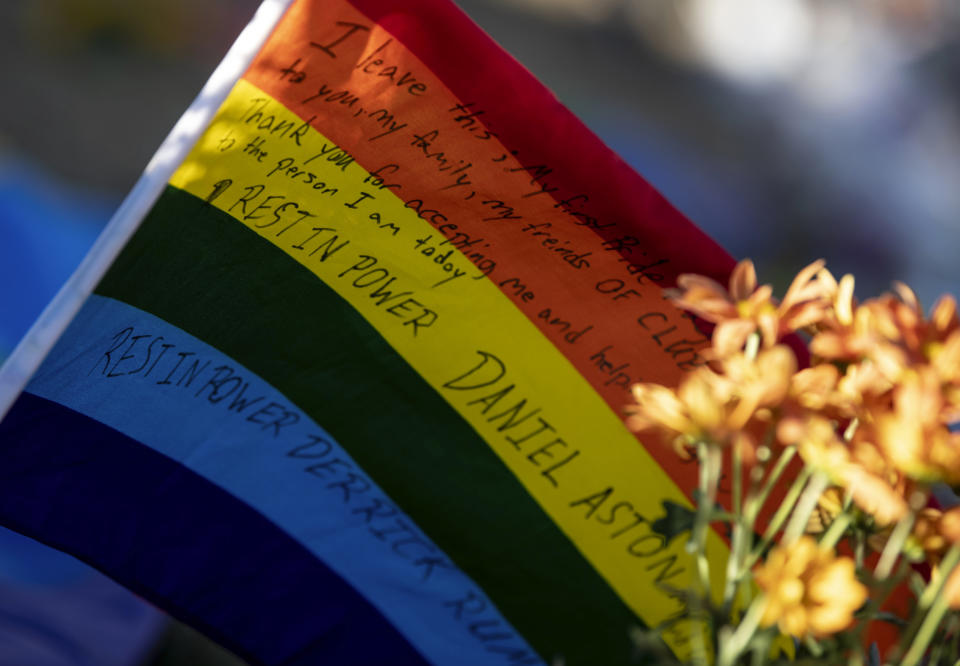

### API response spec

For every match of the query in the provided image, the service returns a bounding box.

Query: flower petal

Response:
[729,259,757,301]
[781,259,827,310]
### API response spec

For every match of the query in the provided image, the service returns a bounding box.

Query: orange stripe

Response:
[243,0,710,503]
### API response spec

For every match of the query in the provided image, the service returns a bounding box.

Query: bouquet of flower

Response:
[625,260,960,665]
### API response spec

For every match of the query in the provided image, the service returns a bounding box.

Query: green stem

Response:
[803,635,823,659]
[819,510,853,550]
[723,329,759,617]
[733,441,743,518]
[687,608,711,666]
[717,593,766,666]
[691,443,722,600]
[722,520,747,619]
[746,465,812,569]
[722,444,746,616]
[855,529,866,570]
[874,513,916,581]
[950,614,960,664]
[902,593,950,665]
[920,545,960,611]
[782,471,829,546]
[748,630,772,666]
[746,446,796,525]
[898,545,960,659]
[688,442,721,666]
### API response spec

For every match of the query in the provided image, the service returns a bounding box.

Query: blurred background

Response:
[1,0,959,663]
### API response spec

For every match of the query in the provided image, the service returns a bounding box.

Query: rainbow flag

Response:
[0,0,736,663]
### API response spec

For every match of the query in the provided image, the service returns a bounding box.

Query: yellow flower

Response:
[844,434,910,526]
[721,346,796,429]
[841,463,909,526]
[939,506,960,543]
[788,364,841,413]
[814,284,960,388]
[886,284,959,357]
[877,369,960,483]
[779,416,908,526]
[910,508,948,560]
[778,415,847,473]
[810,299,893,363]
[669,259,833,358]
[627,346,795,459]
[755,536,867,638]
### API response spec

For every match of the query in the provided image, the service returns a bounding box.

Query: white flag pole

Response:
[0,0,294,421]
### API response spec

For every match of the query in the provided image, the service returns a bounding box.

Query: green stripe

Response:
[96,185,647,665]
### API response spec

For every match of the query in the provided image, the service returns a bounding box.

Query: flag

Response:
[0,0,737,663]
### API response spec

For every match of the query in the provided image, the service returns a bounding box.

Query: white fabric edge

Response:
[0,0,295,421]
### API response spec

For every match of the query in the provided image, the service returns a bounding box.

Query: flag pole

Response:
[0,0,294,422]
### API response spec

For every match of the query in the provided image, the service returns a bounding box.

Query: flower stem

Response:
[919,544,960,611]
[902,593,950,665]
[746,465,811,569]
[782,471,829,546]
[717,593,766,666]
[722,444,746,615]
[803,635,823,658]
[689,612,710,666]
[722,519,747,618]
[748,630,772,666]
[746,446,796,525]
[898,544,960,663]
[691,442,722,602]
[874,513,916,581]
[854,529,865,570]
[819,509,853,550]
[733,442,743,517]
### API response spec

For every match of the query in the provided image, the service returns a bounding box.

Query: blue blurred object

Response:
[0,156,165,665]
[0,527,165,666]
[0,157,113,361]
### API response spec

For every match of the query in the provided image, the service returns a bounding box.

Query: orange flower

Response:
[755,536,867,638]
[720,345,796,429]
[845,434,910,526]
[627,347,794,458]
[627,372,731,458]
[876,369,960,483]
[788,364,841,413]
[933,329,960,374]
[778,415,847,473]
[939,506,960,543]
[813,284,960,386]
[779,416,908,526]
[842,464,909,526]
[810,298,894,364]
[885,284,959,358]
[908,508,949,561]
[669,259,833,358]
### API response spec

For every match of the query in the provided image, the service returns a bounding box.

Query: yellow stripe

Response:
[170,78,727,658]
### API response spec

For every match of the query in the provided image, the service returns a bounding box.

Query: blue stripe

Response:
[24,294,541,666]
[0,392,428,666]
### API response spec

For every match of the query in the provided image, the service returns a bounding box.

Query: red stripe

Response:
[345,0,736,284]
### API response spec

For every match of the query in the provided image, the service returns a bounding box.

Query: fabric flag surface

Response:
[0,0,739,663]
